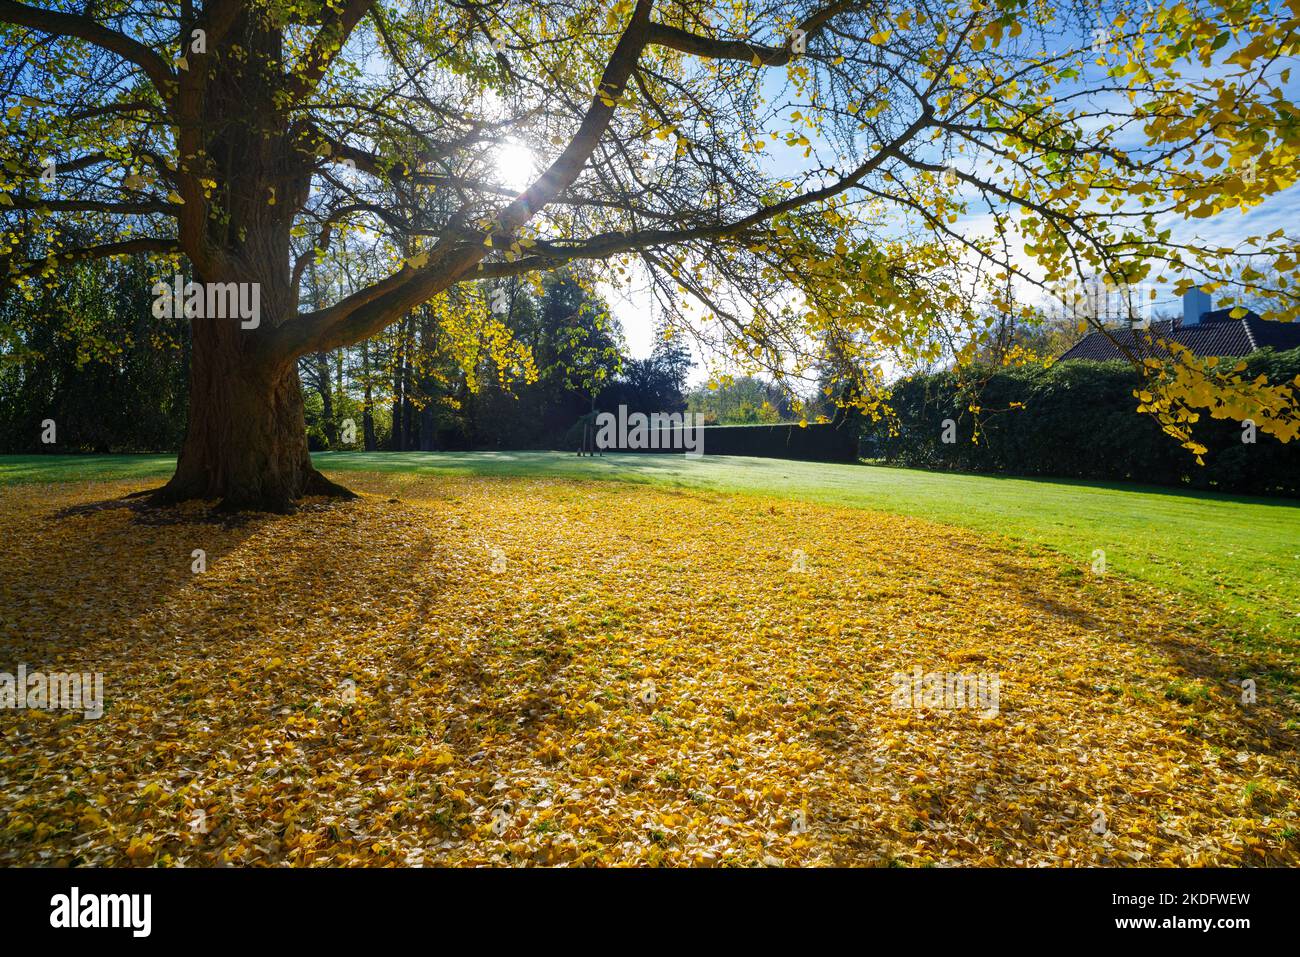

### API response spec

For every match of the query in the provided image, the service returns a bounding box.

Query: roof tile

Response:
[1058,311,1300,362]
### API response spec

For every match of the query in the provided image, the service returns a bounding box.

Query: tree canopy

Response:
[2,0,1299,504]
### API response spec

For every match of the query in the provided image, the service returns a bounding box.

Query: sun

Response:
[495,141,536,193]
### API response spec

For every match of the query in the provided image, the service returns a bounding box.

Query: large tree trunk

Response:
[147,13,357,512]
[156,320,351,512]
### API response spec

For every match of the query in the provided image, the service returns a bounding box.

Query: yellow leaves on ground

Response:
[0,475,1296,867]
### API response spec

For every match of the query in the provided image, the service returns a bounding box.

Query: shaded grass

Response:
[0,453,176,485]
[3,451,1297,643]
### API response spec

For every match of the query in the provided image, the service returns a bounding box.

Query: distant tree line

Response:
[0,254,698,454]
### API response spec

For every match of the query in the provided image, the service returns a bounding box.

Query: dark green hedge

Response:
[863,348,1300,497]
[566,417,859,462]
[691,422,858,461]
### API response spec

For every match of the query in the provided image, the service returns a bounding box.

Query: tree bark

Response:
[155,320,352,512]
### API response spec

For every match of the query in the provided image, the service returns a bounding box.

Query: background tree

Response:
[687,375,793,424]
[0,240,188,451]
[470,270,618,448]
[605,329,693,416]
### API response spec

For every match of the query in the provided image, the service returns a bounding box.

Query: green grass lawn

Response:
[4,451,1297,641]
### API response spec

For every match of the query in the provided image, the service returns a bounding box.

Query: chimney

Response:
[1183,288,1211,326]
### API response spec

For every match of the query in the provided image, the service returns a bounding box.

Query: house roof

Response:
[1059,309,1300,362]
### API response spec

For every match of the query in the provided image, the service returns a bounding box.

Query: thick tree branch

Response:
[647,1,853,65]
[4,198,178,215]
[476,106,934,277]
[288,0,375,99]
[271,0,658,358]
[2,237,180,283]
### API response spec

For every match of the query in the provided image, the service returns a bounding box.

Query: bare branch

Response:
[3,237,180,283]
[0,0,173,94]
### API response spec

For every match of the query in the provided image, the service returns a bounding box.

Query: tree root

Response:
[302,468,359,500]
[126,467,358,514]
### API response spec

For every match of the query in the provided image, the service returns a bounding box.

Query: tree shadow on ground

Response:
[0,490,265,666]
